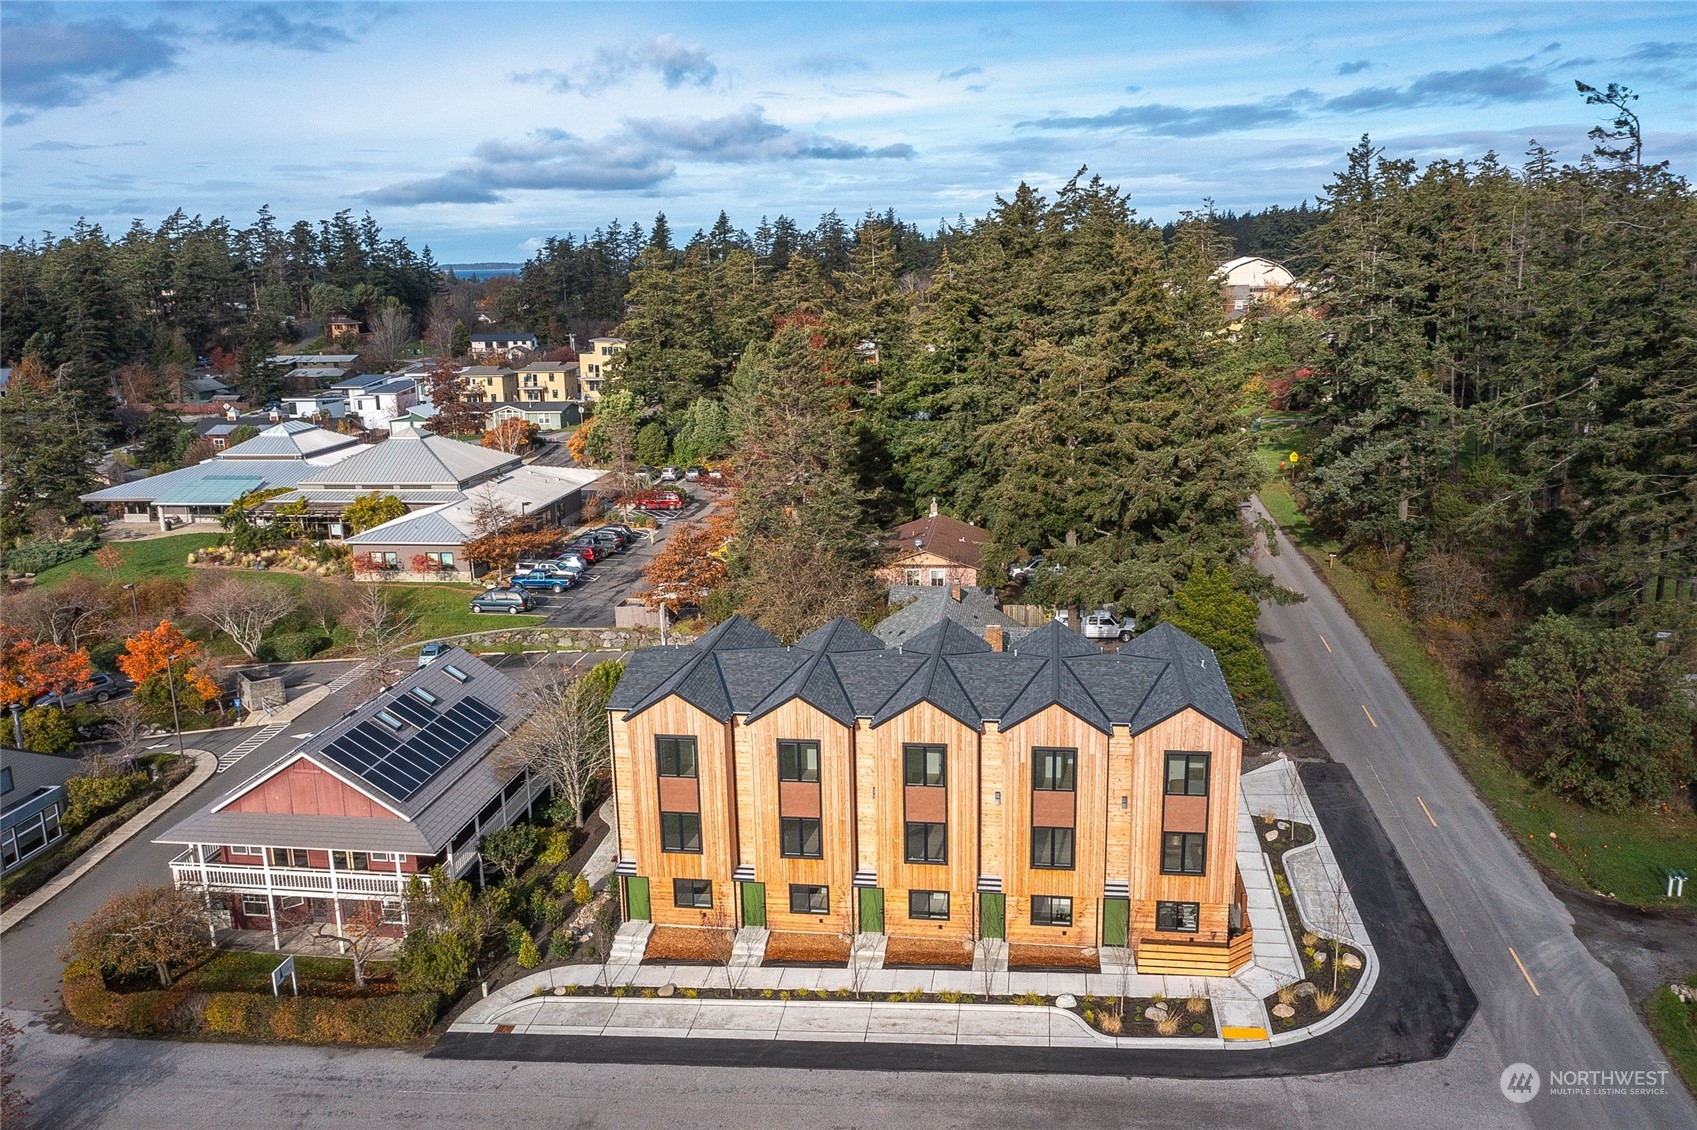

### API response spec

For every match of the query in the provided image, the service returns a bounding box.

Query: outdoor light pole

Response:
[165,653,186,758]
[122,582,139,622]
[8,703,22,749]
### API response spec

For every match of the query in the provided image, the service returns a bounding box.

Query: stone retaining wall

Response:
[434,626,699,652]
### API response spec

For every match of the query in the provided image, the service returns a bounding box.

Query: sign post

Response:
[271,955,298,997]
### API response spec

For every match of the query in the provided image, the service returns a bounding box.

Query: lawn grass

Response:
[175,950,399,996]
[1256,454,1697,909]
[31,532,221,587]
[1645,972,1697,1099]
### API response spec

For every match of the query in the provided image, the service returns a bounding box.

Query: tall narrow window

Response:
[1164,752,1209,796]
[778,740,820,782]
[657,736,698,778]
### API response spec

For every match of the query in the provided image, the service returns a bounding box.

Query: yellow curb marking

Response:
[1361,704,1378,728]
[1508,947,1541,997]
[1416,796,1438,828]
[1221,1026,1268,1040]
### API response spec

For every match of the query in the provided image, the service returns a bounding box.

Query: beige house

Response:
[1217,256,1296,320]
[579,337,625,402]
[515,361,579,403]
[876,501,991,589]
[462,366,517,403]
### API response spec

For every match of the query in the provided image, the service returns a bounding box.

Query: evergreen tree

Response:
[0,358,104,538]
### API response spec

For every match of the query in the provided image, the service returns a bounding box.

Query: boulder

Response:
[1144,1004,1168,1022]
[657,983,675,998]
[1341,953,1363,970]
[1264,830,1279,842]
[1271,1003,1296,1019]
[1293,982,1317,997]
[1055,993,1078,1010]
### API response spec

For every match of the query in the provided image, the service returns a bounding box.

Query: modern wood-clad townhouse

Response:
[606,613,1253,974]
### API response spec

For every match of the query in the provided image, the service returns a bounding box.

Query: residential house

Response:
[325,314,363,340]
[281,392,349,421]
[345,377,419,430]
[875,584,1026,649]
[514,361,579,403]
[485,402,584,433]
[1218,256,1296,320]
[183,374,239,403]
[267,354,361,368]
[461,366,518,403]
[605,614,1250,974]
[2,748,78,874]
[206,423,239,450]
[154,650,546,945]
[469,332,539,360]
[876,501,991,589]
[578,337,624,401]
[81,421,365,527]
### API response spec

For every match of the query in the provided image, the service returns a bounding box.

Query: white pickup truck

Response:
[1059,607,1136,642]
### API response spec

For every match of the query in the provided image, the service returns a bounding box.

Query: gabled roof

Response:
[875,585,1025,646]
[884,512,989,569]
[220,420,359,460]
[299,425,518,490]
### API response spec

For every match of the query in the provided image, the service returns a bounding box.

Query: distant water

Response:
[443,264,521,280]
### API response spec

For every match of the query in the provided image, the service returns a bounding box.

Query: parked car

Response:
[31,671,134,708]
[684,466,705,481]
[585,530,626,551]
[1064,607,1135,642]
[706,468,724,483]
[563,542,601,563]
[658,466,680,482]
[552,553,591,572]
[416,642,447,669]
[469,589,533,614]
[1008,554,1046,582]
[627,490,685,511]
[511,570,576,593]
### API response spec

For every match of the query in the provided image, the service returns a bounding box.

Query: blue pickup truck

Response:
[509,570,577,593]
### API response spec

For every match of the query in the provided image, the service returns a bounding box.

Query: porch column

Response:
[196,843,216,943]
[395,854,408,931]
[328,849,345,954]
[261,849,280,950]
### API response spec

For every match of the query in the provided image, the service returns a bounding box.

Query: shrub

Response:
[536,831,570,867]
[262,631,328,662]
[1275,982,1298,1006]
[1314,989,1339,1013]
[62,770,148,831]
[547,933,576,960]
[573,877,592,906]
[20,706,76,753]
[1185,995,1207,1015]
[1098,1009,1122,1034]
[1,533,98,575]
[1156,1013,1182,1036]
[516,932,541,969]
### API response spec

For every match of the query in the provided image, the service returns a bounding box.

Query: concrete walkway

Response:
[1,747,216,934]
[454,759,1378,1050]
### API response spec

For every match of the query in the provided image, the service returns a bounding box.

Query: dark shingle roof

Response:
[609,612,1246,739]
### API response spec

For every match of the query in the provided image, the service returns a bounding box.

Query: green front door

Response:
[625,876,650,921]
[979,893,1005,940]
[1102,897,1130,947]
[741,881,766,928]
[858,887,884,934]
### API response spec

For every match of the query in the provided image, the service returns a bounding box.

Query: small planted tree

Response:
[493,662,624,830]
[479,824,538,884]
[186,576,296,660]
[315,901,389,988]
[64,884,210,987]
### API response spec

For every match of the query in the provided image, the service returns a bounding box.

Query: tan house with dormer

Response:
[515,361,580,403]
[579,337,625,402]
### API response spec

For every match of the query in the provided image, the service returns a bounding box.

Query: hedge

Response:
[62,960,438,1044]
[261,631,329,662]
[0,533,98,575]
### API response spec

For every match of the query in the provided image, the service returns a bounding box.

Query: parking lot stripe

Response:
[1361,704,1378,728]
[1508,947,1541,997]
[1416,796,1438,827]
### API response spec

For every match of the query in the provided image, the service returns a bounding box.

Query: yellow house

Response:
[579,337,625,402]
[461,366,517,403]
[515,361,580,403]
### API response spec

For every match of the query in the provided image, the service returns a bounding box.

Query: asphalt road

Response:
[1247,496,1697,1128]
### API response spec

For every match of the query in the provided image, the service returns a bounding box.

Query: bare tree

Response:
[366,306,414,366]
[340,581,415,695]
[298,576,349,639]
[62,883,210,987]
[100,703,151,768]
[315,901,389,987]
[185,577,296,660]
[10,576,107,649]
[493,668,610,829]
[424,293,460,357]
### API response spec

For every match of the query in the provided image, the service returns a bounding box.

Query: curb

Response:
[1,747,217,934]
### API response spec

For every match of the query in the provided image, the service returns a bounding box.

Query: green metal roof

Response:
[151,475,266,506]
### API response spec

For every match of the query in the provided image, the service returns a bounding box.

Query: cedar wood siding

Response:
[612,696,737,928]
[872,702,981,944]
[1127,709,1243,948]
[224,759,398,819]
[994,705,1111,948]
[739,700,856,934]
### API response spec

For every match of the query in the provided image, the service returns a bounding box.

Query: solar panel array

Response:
[321,693,503,802]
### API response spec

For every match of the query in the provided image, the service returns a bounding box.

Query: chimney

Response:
[984,624,1005,652]
[929,497,939,517]
[950,579,962,602]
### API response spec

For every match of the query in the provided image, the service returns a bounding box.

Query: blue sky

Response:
[3,1,1693,262]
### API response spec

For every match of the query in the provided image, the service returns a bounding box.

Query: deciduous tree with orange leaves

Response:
[481,419,539,453]
[641,519,730,612]
[0,626,93,708]
[117,621,219,723]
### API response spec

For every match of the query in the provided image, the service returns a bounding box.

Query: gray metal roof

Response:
[155,649,524,854]
[607,612,1247,739]
[298,426,517,490]
[220,421,358,460]
[342,505,467,546]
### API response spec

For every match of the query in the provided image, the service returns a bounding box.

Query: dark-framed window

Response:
[1161,831,1207,875]
[330,851,370,871]
[1164,751,1209,796]
[1156,900,1200,932]
[903,743,946,787]
[660,812,702,853]
[1033,747,1076,791]
[673,878,713,908]
[1031,826,1075,869]
[909,890,949,920]
[1031,895,1073,927]
[270,847,308,868]
[657,736,698,778]
[789,884,829,915]
[778,740,820,783]
[780,816,822,858]
[904,821,947,863]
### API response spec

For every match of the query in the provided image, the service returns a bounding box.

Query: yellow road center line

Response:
[1319,634,1332,653]
[1416,796,1438,827]
[1509,947,1541,997]
[1362,704,1378,728]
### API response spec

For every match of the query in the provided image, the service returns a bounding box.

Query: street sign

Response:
[271,955,298,997]
[1288,451,1300,463]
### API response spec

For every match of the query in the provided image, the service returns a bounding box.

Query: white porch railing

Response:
[169,851,425,900]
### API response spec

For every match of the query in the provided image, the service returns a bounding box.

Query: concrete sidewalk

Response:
[454,759,1379,1050]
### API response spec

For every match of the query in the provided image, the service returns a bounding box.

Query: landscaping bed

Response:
[1072,993,1216,1038]
[882,936,973,968]
[641,925,732,964]
[1253,814,1367,1030]
[1008,943,1099,971]
[763,932,849,966]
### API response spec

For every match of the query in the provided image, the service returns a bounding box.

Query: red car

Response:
[627,490,685,511]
